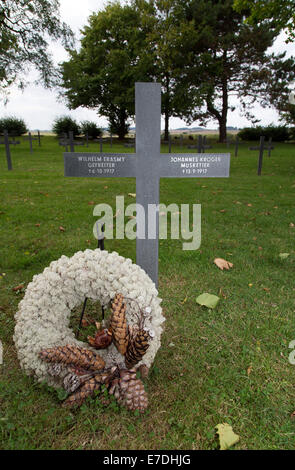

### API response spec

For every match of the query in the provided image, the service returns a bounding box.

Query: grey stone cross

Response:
[64,82,230,287]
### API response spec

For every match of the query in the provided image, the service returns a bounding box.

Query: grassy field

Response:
[0,135,295,450]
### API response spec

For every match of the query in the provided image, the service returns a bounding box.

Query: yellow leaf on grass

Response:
[128,193,136,198]
[215,423,240,450]
[247,365,253,376]
[214,258,233,270]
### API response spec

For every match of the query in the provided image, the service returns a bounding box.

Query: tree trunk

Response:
[164,111,169,141]
[218,116,227,143]
[219,52,229,143]
[109,108,128,140]
[206,51,229,143]
[163,74,170,141]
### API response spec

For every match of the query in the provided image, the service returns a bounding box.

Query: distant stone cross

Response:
[64,83,230,286]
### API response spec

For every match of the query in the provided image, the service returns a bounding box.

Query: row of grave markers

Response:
[59,132,115,152]
[1,127,276,178]
[0,130,43,170]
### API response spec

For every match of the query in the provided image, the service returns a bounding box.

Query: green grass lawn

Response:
[0,135,295,450]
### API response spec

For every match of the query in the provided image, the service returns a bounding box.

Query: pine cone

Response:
[125,329,149,369]
[63,371,110,408]
[47,363,64,377]
[63,372,83,393]
[110,294,128,355]
[108,369,148,413]
[39,344,105,372]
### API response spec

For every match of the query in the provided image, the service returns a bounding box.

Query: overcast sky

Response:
[1,0,295,131]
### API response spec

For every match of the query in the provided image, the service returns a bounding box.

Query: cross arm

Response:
[64,153,137,178]
[158,153,231,178]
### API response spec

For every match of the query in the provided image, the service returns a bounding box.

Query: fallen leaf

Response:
[13,284,24,292]
[196,293,220,309]
[88,201,95,205]
[290,223,295,228]
[219,209,226,213]
[263,287,270,292]
[279,253,290,260]
[59,226,65,232]
[214,258,233,270]
[248,283,253,287]
[215,423,240,450]
[247,203,252,207]
[128,193,136,198]
[35,223,40,227]
[247,365,253,376]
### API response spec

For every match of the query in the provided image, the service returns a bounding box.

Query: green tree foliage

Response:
[80,121,102,139]
[60,2,151,139]
[0,0,73,100]
[233,0,295,42]
[133,0,203,140]
[238,125,291,142]
[174,0,295,142]
[52,116,80,137]
[0,116,28,135]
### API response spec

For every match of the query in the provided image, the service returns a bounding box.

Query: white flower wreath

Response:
[14,249,165,387]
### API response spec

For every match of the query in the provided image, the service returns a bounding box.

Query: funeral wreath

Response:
[14,249,165,413]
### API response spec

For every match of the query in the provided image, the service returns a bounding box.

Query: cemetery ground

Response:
[0,136,295,450]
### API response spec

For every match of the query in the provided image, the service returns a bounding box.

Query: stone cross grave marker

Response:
[0,130,20,170]
[24,132,38,153]
[64,82,230,286]
[249,136,274,175]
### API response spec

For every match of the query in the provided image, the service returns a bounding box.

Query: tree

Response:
[0,0,73,100]
[60,2,152,139]
[175,0,295,142]
[233,0,295,42]
[52,116,80,137]
[60,0,199,140]
[80,121,102,139]
[133,0,203,140]
[0,116,27,135]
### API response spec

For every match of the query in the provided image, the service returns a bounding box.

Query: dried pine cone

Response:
[125,329,149,369]
[110,294,128,355]
[47,363,64,377]
[63,371,110,408]
[108,369,148,413]
[39,344,105,372]
[63,372,83,393]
